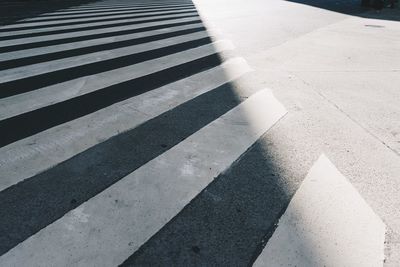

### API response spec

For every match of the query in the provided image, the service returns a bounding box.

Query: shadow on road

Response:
[0,0,103,26]
[287,0,400,21]
[0,0,320,265]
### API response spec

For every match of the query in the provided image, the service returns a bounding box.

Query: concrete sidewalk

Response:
[194,0,400,264]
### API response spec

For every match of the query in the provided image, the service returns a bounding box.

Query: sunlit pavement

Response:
[0,0,399,266]
[194,0,400,264]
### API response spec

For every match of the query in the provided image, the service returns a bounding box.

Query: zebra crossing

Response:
[0,0,386,266]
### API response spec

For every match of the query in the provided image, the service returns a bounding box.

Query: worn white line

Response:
[254,154,386,267]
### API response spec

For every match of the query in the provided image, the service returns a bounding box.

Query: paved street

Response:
[0,0,399,266]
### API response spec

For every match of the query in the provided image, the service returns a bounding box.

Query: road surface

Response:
[0,0,399,265]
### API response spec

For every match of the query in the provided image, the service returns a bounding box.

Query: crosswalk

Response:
[0,0,385,266]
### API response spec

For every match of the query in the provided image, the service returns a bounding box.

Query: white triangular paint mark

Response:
[254,154,386,267]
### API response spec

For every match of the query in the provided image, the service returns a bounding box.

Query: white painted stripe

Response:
[58,4,187,12]
[0,88,286,267]
[12,8,189,24]
[0,31,208,83]
[61,2,187,11]
[0,39,228,121]
[0,11,198,38]
[80,1,184,5]
[65,3,140,8]
[254,154,386,267]
[0,56,251,191]
[0,17,199,48]
[0,23,202,62]
[0,8,196,30]
[25,6,194,21]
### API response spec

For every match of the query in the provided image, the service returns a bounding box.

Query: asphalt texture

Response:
[0,0,399,265]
